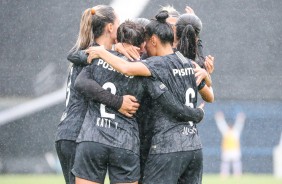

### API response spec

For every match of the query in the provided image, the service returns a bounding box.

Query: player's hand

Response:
[118,95,140,117]
[204,55,215,74]
[192,61,208,86]
[185,6,195,14]
[86,45,105,64]
[115,43,140,61]
[197,102,205,115]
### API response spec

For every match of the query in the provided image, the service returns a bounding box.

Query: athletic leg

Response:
[55,140,77,184]
[72,142,108,184]
[220,152,230,177]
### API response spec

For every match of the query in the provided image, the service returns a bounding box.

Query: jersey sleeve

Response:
[142,57,166,79]
[67,49,88,66]
[143,77,168,99]
[74,64,123,110]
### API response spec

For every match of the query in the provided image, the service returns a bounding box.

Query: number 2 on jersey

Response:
[100,82,116,119]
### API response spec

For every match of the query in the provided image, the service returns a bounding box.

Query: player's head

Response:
[71,8,93,52]
[175,14,202,60]
[133,18,150,28]
[159,5,180,48]
[91,5,119,45]
[117,20,146,55]
[159,5,180,26]
[145,10,174,56]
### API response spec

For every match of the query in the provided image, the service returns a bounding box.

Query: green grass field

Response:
[0,174,281,184]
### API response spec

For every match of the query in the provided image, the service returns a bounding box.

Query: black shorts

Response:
[72,142,140,183]
[55,140,77,184]
[142,149,203,184]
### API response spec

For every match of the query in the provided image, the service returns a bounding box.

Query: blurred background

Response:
[0,0,282,182]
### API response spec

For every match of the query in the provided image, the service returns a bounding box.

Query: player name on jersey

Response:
[96,117,119,129]
[172,67,194,76]
[97,59,134,78]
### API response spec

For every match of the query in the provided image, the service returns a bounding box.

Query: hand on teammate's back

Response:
[197,102,205,114]
[86,46,105,64]
[118,95,140,117]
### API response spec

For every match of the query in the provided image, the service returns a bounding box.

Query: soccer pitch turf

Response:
[0,174,281,184]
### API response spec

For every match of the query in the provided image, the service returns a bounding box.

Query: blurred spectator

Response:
[215,111,246,177]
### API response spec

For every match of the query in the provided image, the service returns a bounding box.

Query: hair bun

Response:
[155,10,169,23]
[91,8,96,15]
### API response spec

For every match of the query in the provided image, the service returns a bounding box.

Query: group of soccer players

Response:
[56,4,215,184]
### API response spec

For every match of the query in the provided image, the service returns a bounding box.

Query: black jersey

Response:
[76,52,146,154]
[56,65,88,141]
[142,51,202,154]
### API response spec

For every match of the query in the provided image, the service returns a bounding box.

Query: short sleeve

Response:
[142,57,164,79]
[144,78,168,100]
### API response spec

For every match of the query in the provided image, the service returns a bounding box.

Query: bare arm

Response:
[86,46,151,76]
[233,112,246,134]
[199,85,214,103]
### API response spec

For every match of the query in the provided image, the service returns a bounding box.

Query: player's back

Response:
[56,65,88,141]
[142,51,201,154]
[77,52,144,154]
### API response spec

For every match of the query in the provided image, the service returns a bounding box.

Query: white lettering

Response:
[96,117,119,129]
[96,59,134,78]
[173,68,194,76]
[182,126,198,135]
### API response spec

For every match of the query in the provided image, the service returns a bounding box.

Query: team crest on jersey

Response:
[159,83,166,89]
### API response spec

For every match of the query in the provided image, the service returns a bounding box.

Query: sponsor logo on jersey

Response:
[172,67,194,76]
[182,122,198,135]
[97,59,134,78]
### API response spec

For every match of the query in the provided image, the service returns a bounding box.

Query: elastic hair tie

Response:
[91,8,96,15]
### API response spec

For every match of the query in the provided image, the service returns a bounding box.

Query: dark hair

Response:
[117,20,145,47]
[91,5,116,39]
[133,18,150,28]
[176,14,202,60]
[145,10,174,45]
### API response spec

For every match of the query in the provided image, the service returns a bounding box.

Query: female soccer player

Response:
[175,13,214,102]
[85,10,206,184]
[55,7,138,184]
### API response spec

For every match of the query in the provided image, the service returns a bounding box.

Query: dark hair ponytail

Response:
[177,24,197,60]
[91,5,116,40]
[145,10,174,45]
